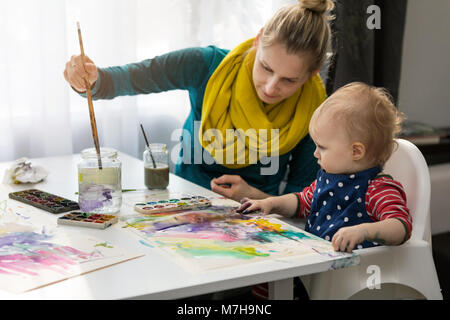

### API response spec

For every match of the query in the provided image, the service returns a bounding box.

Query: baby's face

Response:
[309,114,357,175]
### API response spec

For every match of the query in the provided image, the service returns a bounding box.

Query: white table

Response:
[0,153,358,300]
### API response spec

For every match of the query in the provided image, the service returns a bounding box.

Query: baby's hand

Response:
[236,197,273,215]
[331,224,367,253]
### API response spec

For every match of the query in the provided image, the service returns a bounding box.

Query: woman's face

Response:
[252,39,313,104]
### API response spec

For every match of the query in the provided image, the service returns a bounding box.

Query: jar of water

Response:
[143,143,169,189]
[78,147,122,213]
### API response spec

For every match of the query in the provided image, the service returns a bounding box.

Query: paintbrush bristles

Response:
[77,22,103,170]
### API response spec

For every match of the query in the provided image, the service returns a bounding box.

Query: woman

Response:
[64,0,334,202]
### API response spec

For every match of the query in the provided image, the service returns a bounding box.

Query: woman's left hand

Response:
[211,175,265,202]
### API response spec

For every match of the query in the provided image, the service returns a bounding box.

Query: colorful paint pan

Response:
[57,212,118,229]
[9,189,80,214]
[134,196,211,214]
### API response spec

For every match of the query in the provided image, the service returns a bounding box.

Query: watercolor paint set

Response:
[134,195,212,214]
[57,212,118,229]
[9,189,80,214]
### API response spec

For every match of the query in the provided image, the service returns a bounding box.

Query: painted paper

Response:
[124,207,357,272]
[0,192,143,294]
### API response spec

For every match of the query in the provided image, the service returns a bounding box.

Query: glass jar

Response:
[143,143,169,189]
[78,147,122,213]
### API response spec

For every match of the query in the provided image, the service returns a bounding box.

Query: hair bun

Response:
[298,0,334,14]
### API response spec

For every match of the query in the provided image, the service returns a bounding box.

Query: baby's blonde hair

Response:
[314,82,405,167]
[260,0,335,73]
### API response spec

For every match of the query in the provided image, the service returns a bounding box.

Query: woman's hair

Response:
[315,82,405,167]
[260,0,335,73]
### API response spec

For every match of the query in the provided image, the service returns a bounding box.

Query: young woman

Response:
[63,0,334,201]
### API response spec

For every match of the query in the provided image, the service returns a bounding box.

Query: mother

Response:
[64,0,334,201]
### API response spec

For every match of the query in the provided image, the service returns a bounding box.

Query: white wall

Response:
[399,1,450,236]
[398,0,450,128]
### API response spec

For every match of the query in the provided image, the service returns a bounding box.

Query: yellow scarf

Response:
[200,38,326,169]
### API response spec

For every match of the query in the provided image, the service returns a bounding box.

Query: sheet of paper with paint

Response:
[0,196,143,294]
[125,206,239,232]
[123,207,356,272]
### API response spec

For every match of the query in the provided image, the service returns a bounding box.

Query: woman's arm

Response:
[91,47,213,100]
[64,47,218,100]
[210,175,271,201]
[211,135,319,202]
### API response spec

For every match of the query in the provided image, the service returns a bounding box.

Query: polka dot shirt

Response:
[294,166,412,250]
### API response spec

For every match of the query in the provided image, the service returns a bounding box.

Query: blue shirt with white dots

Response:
[305,166,382,250]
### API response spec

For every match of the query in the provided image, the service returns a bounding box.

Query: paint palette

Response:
[134,196,212,214]
[57,212,118,229]
[9,189,80,214]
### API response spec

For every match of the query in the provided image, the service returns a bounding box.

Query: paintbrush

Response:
[77,21,102,170]
[140,124,157,169]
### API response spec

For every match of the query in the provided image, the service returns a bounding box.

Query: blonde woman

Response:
[64,0,334,201]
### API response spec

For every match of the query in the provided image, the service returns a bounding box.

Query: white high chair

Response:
[301,139,443,300]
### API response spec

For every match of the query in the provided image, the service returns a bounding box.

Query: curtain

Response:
[0,0,296,162]
[326,0,408,103]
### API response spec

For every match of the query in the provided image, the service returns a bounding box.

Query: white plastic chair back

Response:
[383,139,431,242]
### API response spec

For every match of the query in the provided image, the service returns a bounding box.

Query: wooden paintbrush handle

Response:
[77,22,102,169]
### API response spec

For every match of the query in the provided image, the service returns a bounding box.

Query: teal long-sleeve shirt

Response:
[87,46,319,195]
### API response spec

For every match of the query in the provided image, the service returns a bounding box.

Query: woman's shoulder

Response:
[198,45,230,73]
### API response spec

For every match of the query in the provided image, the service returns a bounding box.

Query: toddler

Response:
[238,82,413,300]
[238,82,412,254]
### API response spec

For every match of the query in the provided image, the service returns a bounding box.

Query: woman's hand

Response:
[63,55,98,92]
[236,197,274,215]
[210,175,269,202]
[331,224,368,253]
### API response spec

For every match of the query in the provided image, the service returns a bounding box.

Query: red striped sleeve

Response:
[294,180,316,219]
[365,177,413,240]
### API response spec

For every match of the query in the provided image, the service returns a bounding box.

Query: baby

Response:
[238,82,412,253]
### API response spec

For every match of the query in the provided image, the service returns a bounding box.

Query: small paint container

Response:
[57,212,118,229]
[78,148,122,214]
[143,143,169,189]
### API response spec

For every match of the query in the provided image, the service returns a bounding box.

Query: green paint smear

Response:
[94,242,113,248]
[176,244,269,260]
[122,216,156,228]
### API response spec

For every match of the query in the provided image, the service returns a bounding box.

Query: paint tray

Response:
[9,189,80,214]
[134,195,211,214]
[57,212,118,229]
